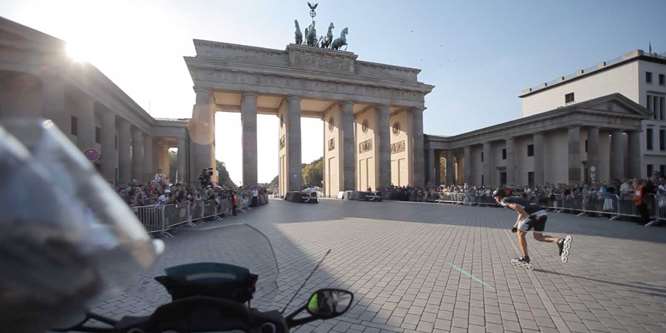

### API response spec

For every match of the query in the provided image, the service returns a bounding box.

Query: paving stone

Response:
[91,200,666,333]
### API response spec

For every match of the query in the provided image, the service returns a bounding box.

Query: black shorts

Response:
[517,215,547,232]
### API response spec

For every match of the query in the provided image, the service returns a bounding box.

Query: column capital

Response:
[242,91,258,98]
[287,95,301,102]
[193,86,210,95]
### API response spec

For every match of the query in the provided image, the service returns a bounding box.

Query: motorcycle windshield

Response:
[126,223,280,310]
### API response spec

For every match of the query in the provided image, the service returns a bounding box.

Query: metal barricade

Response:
[132,205,166,234]
[203,200,217,218]
[655,194,666,221]
[162,204,190,229]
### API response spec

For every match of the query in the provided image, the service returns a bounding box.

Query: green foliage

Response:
[216,160,238,189]
[302,157,323,188]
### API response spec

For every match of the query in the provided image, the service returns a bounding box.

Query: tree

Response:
[215,160,238,189]
[302,157,323,188]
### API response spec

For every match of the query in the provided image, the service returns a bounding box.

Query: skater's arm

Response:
[506,203,529,221]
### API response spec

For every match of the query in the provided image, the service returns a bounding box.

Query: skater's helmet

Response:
[492,188,507,199]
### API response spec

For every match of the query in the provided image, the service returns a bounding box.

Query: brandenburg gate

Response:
[185,39,432,196]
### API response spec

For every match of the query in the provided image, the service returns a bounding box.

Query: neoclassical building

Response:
[425,94,649,188]
[0,17,188,185]
[184,40,433,195]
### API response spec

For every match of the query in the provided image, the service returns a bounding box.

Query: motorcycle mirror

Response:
[305,289,354,319]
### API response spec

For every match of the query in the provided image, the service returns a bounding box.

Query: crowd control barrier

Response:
[432,191,666,223]
[131,192,268,236]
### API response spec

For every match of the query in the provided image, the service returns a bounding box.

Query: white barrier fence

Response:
[434,192,666,222]
[131,195,265,236]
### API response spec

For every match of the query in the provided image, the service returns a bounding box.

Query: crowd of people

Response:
[115,170,268,214]
[378,175,666,225]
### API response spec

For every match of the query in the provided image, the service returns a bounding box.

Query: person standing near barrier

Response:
[231,191,238,216]
[493,188,573,268]
[633,179,650,225]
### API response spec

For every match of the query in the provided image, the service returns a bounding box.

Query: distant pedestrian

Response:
[633,179,650,225]
[232,192,237,216]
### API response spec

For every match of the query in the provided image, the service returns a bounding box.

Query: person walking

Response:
[633,179,650,225]
[493,188,573,268]
[231,191,238,216]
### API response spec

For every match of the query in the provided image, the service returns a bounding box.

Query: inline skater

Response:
[492,188,573,269]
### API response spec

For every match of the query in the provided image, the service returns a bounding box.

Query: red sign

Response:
[84,148,100,161]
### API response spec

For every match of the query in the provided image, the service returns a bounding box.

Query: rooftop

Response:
[519,49,666,98]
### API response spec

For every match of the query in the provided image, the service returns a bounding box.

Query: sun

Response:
[65,41,91,63]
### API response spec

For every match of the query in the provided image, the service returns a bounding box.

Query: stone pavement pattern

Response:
[93,200,666,333]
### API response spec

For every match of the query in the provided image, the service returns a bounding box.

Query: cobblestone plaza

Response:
[96,200,666,333]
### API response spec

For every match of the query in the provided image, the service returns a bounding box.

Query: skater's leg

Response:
[533,232,560,243]
[516,230,528,258]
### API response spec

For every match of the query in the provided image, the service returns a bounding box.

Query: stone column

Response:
[482,142,492,187]
[376,105,391,189]
[341,101,356,190]
[131,127,145,183]
[144,135,154,182]
[100,112,117,184]
[241,92,258,187]
[41,74,69,134]
[587,127,600,184]
[610,131,626,180]
[77,97,96,151]
[533,133,545,185]
[189,88,215,184]
[463,146,472,185]
[505,137,515,186]
[427,148,436,185]
[156,142,170,179]
[445,152,455,185]
[627,130,642,178]
[433,150,441,185]
[568,126,582,184]
[176,137,187,184]
[286,96,302,191]
[117,119,131,184]
[412,107,425,187]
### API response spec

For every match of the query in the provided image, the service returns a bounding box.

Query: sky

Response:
[2,0,665,185]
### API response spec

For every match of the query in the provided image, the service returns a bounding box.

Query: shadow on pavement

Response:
[268,199,666,244]
[533,268,666,298]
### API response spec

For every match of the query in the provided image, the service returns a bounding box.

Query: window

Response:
[647,95,653,118]
[481,175,485,186]
[502,148,507,160]
[661,165,666,177]
[647,128,654,150]
[95,126,101,144]
[660,129,665,151]
[70,116,78,136]
[528,172,535,188]
[585,139,588,153]
[527,144,534,157]
[115,135,118,150]
[481,151,484,162]
[646,71,653,83]
[647,164,654,177]
[565,92,575,104]
[660,74,665,86]
[661,97,665,121]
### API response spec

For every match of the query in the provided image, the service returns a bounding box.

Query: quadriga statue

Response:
[294,20,303,45]
[331,27,348,50]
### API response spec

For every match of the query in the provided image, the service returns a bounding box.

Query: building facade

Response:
[426,94,649,187]
[0,17,189,185]
[520,50,666,178]
[184,40,433,195]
